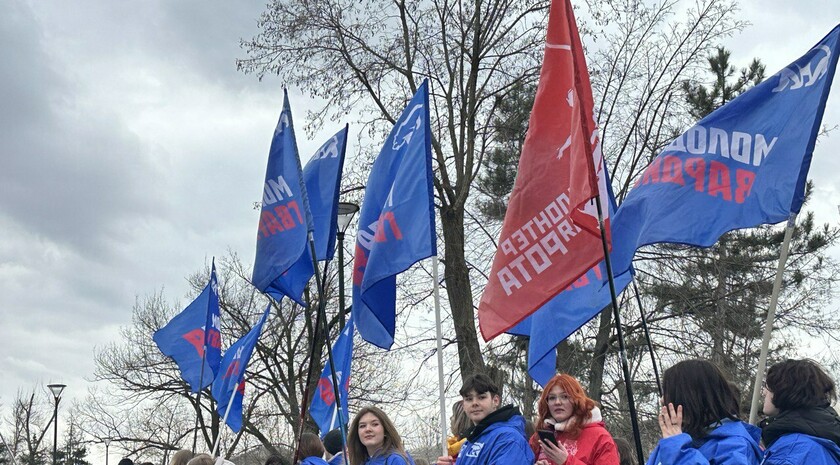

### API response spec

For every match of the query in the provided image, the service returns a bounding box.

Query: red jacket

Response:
[528,422,619,465]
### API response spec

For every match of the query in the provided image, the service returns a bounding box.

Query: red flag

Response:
[478,0,609,340]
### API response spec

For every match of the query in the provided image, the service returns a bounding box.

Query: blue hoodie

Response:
[646,420,762,465]
[301,458,329,465]
[762,433,840,465]
[362,451,415,465]
[455,406,534,465]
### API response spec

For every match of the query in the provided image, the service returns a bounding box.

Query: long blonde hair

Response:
[347,406,407,465]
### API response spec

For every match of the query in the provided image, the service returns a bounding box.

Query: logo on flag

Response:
[478,0,606,340]
[610,25,840,277]
[352,81,436,349]
[310,314,355,437]
[252,90,316,305]
[153,261,222,392]
[211,306,271,433]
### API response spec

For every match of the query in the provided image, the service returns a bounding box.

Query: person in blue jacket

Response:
[435,373,534,465]
[347,406,415,465]
[299,432,330,465]
[760,359,840,465]
[646,359,762,465]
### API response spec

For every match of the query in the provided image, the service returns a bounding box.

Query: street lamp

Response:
[47,384,66,465]
[336,202,360,328]
[103,438,111,465]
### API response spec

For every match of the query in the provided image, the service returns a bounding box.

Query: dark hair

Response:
[661,359,740,439]
[118,459,134,465]
[323,429,344,455]
[766,359,837,411]
[536,374,597,438]
[299,432,325,459]
[613,437,637,465]
[347,406,407,465]
[459,373,500,397]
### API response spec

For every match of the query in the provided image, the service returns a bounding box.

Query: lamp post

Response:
[103,438,111,465]
[47,384,66,465]
[336,202,360,328]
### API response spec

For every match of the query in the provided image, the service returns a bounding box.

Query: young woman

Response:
[761,359,840,464]
[530,373,619,465]
[647,359,762,465]
[445,400,472,459]
[347,406,415,465]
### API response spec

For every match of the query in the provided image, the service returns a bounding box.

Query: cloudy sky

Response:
[1,0,839,458]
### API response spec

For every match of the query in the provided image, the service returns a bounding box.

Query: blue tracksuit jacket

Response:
[645,420,762,465]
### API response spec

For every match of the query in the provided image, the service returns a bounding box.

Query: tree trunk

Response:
[441,203,486,378]
[588,307,613,402]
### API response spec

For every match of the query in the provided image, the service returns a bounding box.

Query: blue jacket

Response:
[762,433,840,465]
[456,413,534,465]
[328,453,346,465]
[645,420,762,465]
[301,458,329,465]
[363,451,415,465]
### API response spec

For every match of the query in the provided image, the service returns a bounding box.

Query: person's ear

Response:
[493,395,501,408]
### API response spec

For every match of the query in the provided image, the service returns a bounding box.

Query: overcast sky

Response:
[1,0,839,460]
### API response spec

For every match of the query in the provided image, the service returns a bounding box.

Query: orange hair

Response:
[536,374,596,438]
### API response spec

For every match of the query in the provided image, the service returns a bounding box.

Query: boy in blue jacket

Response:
[761,359,840,465]
[436,374,534,465]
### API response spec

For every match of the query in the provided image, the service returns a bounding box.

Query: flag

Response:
[252,90,315,306]
[211,306,271,433]
[352,80,436,349]
[310,313,355,437]
[153,260,222,392]
[507,165,632,386]
[478,0,606,340]
[265,126,350,301]
[610,25,840,277]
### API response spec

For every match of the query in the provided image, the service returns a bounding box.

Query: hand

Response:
[541,438,569,465]
[435,455,454,465]
[658,403,683,438]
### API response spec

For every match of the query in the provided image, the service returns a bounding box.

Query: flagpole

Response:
[192,349,209,453]
[748,214,796,424]
[211,381,239,459]
[631,279,662,395]
[294,233,349,464]
[431,255,448,456]
[592,194,646,465]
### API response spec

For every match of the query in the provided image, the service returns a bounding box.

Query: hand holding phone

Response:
[537,429,557,446]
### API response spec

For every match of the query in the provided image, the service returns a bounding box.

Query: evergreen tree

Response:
[638,48,840,413]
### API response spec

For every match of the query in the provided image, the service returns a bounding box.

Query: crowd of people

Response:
[125,358,840,465]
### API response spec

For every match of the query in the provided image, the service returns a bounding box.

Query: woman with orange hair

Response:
[530,374,619,465]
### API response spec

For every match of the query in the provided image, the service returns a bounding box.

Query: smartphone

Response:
[538,429,557,446]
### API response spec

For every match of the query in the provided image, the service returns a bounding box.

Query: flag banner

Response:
[352,80,436,349]
[310,313,355,437]
[252,90,316,306]
[153,261,222,393]
[611,25,840,277]
[266,127,349,302]
[478,0,606,340]
[507,163,630,386]
[211,306,271,433]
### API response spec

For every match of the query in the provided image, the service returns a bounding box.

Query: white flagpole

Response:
[211,381,240,458]
[432,255,448,456]
[749,214,797,424]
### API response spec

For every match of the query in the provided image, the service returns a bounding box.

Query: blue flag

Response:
[310,313,355,437]
[153,260,222,393]
[352,81,436,349]
[611,25,840,277]
[211,306,271,433]
[252,90,316,306]
[266,127,349,301]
